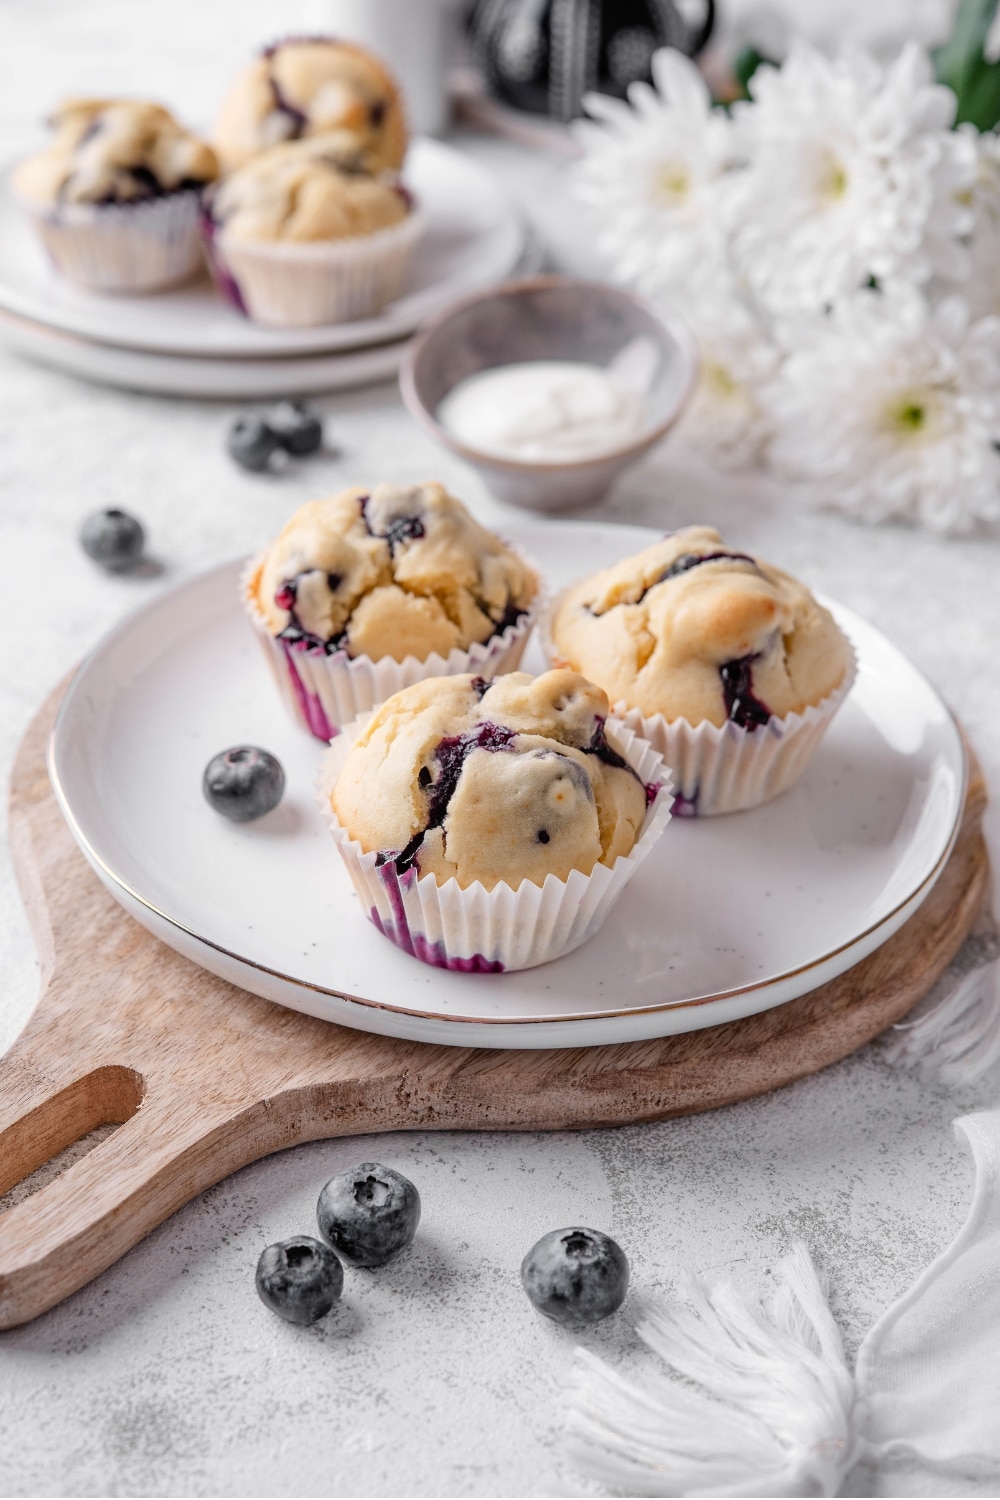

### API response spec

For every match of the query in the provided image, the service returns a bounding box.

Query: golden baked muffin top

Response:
[12,98,217,206]
[250,481,537,662]
[214,38,407,175]
[551,526,851,728]
[208,133,409,243]
[330,670,650,891]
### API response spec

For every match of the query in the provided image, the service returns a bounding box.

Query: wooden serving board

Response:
[0,682,990,1330]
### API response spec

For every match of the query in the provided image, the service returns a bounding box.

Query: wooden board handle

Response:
[0,1063,359,1328]
[0,1059,144,1198]
[0,1061,203,1326]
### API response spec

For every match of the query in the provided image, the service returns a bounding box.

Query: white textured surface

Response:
[1,5,999,1496]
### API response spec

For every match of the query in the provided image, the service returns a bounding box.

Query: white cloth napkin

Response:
[857,1110,1000,1483]
[569,1109,1000,1496]
[569,1242,860,1496]
[568,928,1000,1495]
[566,936,1000,1500]
[883,957,1000,1086]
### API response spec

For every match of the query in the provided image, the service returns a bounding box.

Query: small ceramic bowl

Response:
[400,274,697,512]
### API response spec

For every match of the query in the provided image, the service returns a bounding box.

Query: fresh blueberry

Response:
[255,1235,344,1325]
[317,1162,420,1267]
[203,745,285,822]
[520,1227,629,1328]
[269,400,324,457]
[79,508,145,570]
[227,414,279,472]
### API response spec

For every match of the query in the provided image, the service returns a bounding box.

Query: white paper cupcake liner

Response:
[316,716,673,972]
[613,645,857,817]
[541,591,857,817]
[17,189,206,292]
[242,552,543,741]
[206,209,423,327]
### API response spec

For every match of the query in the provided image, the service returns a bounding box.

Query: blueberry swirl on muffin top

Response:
[214,38,407,175]
[251,482,537,663]
[551,525,851,730]
[13,99,217,206]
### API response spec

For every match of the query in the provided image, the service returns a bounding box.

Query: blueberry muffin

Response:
[244,482,540,741]
[550,526,855,814]
[332,670,650,891]
[252,481,537,662]
[203,133,418,325]
[207,133,408,244]
[11,98,218,290]
[318,670,671,970]
[215,38,407,175]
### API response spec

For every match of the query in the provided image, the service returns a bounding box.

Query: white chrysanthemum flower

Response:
[765,288,1000,533]
[573,48,739,296]
[962,125,1000,229]
[960,133,1000,320]
[669,272,781,467]
[963,216,1000,319]
[731,42,977,314]
[719,0,958,64]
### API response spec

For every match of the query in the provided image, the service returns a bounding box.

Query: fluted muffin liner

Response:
[316,716,673,972]
[204,209,423,326]
[541,594,857,817]
[16,188,206,292]
[241,551,543,742]
[613,643,857,816]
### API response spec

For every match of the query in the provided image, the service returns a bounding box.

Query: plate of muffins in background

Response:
[48,490,966,1049]
[0,37,538,396]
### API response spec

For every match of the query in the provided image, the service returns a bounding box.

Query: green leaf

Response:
[733,46,770,101]
[935,0,995,83]
[934,0,998,92]
[934,0,1000,131]
[957,58,1000,127]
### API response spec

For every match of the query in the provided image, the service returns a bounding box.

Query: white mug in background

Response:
[320,0,460,136]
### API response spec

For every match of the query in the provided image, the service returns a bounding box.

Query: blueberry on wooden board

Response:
[520,1227,629,1328]
[203,745,284,822]
[79,508,145,570]
[255,1236,344,1325]
[317,1162,421,1267]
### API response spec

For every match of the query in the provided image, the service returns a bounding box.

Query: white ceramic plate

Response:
[0,304,407,397]
[48,518,966,1050]
[0,139,525,357]
[0,232,544,398]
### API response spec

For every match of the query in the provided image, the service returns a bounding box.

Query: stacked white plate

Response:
[0,139,539,398]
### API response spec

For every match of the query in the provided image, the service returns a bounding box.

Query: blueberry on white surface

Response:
[255,1236,344,1325]
[317,1162,421,1267]
[203,745,285,822]
[79,508,145,570]
[269,400,324,457]
[520,1227,629,1328]
[227,413,279,472]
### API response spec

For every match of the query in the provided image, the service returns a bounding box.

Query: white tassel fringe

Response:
[567,1244,860,1498]
[884,959,1000,1087]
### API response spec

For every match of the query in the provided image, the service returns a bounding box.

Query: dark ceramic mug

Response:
[468,0,715,120]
